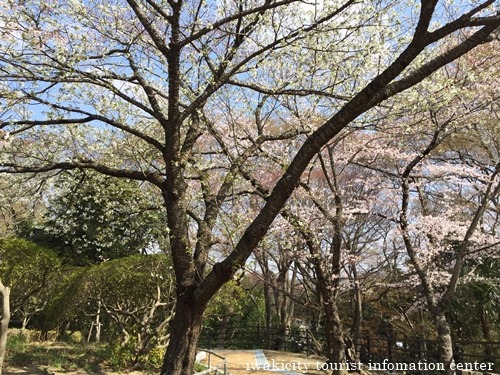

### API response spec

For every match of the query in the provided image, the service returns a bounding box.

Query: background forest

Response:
[1,1,500,374]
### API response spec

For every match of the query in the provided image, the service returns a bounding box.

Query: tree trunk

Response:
[480,311,493,360]
[350,267,363,357]
[216,313,230,349]
[264,284,272,349]
[433,308,455,375]
[160,297,204,375]
[323,305,347,375]
[21,315,30,331]
[261,268,273,349]
[419,308,428,361]
[0,280,11,375]
[95,300,101,343]
[304,219,347,375]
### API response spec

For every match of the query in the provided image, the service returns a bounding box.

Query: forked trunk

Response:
[160,298,204,375]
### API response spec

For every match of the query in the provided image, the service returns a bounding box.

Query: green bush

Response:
[69,331,83,343]
[107,340,164,371]
[108,341,137,369]
[6,332,27,352]
[146,345,165,368]
[194,362,209,372]
[7,328,41,343]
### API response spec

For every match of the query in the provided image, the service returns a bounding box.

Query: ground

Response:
[3,368,147,375]
[3,348,326,374]
[3,347,379,375]
[2,367,143,375]
[3,341,146,374]
[209,350,380,375]
[213,350,327,375]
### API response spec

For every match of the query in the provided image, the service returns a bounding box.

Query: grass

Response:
[6,333,109,373]
[5,333,216,374]
[194,362,209,372]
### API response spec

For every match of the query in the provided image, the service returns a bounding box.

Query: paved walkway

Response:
[253,349,304,375]
[254,349,270,367]
[205,348,323,375]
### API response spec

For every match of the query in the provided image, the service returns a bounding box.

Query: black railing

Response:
[199,325,317,354]
[359,336,500,374]
[199,326,500,374]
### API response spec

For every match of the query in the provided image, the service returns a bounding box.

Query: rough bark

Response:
[433,308,455,375]
[160,295,204,375]
[323,304,347,375]
[350,273,363,356]
[263,273,273,348]
[274,258,296,351]
[258,262,273,348]
[0,280,11,375]
[480,312,493,359]
[308,236,347,375]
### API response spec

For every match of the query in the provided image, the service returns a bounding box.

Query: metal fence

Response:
[199,325,500,373]
[195,349,227,375]
[357,336,500,369]
[199,325,314,353]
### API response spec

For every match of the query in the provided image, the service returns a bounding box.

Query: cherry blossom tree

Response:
[351,48,500,372]
[396,125,498,374]
[1,1,500,374]
[269,40,500,373]
[252,222,302,349]
[0,174,47,238]
[273,131,396,374]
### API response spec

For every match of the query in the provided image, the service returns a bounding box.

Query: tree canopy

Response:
[1,1,500,374]
[26,170,167,265]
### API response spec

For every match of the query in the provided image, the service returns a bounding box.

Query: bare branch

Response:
[0,162,164,187]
